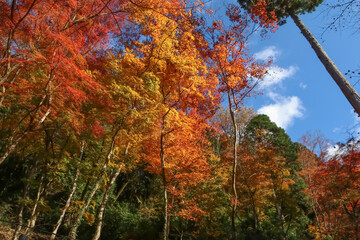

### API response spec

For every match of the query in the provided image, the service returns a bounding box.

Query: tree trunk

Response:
[24,176,45,236]
[12,186,29,240]
[50,169,79,240]
[68,130,119,240]
[273,189,288,240]
[79,178,90,202]
[291,13,360,116]
[112,181,129,205]
[161,129,169,240]
[12,209,24,240]
[312,204,323,238]
[12,160,38,240]
[0,76,53,165]
[228,92,239,240]
[92,167,122,240]
[67,164,106,240]
[50,141,85,240]
[250,193,259,230]
[92,142,129,240]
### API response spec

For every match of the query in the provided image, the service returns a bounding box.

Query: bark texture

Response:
[68,130,119,240]
[228,92,238,240]
[291,14,360,116]
[50,141,85,240]
[92,142,129,240]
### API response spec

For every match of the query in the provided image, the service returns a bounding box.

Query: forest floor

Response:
[0,222,12,240]
[0,222,51,240]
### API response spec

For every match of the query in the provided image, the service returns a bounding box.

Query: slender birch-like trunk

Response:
[68,130,119,240]
[50,141,85,240]
[12,160,38,240]
[92,142,129,240]
[112,181,129,205]
[24,176,46,236]
[91,167,122,240]
[227,91,239,240]
[12,182,31,240]
[50,168,80,240]
[161,128,169,240]
[273,189,288,240]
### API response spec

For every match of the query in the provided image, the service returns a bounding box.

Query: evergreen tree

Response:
[242,115,312,240]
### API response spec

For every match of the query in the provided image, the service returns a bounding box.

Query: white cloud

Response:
[260,65,298,88]
[332,127,340,133]
[299,82,307,89]
[254,46,280,61]
[255,46,298,89]
[258,93,305,129]
[255,46,304,130]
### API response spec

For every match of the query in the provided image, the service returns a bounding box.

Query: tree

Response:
[1,1,342,239]
[204,5,269,238]
[237,0,360,115]
[126,1,219,239]
[321,0,360,34]
[88,46,161,240]
[298,131,331,239]
[310,140,360,239]
[0,0,126,164]
[242,115,312,240]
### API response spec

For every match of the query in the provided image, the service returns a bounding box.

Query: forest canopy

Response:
[0,0,359,240]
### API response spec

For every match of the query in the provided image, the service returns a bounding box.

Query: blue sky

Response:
[206,0,360,144]
[248,5,360,144]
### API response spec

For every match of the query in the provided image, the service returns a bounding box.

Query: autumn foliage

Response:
[250,0,278,30]
[0,1,357,240]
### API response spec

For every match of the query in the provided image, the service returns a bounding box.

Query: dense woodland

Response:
[0,0,359,239]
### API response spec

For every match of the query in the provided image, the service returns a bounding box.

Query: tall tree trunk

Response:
[50,141,85,240]
[228,92,239,240]
[80,141,105,202]
[161,129,169,240]
[312,204,323,238]
[12,208,24,240]
[291,13,360,115]
[12,177,32,240]
[92,167,122,240]
[50,168,80,240]
[112,180,129,205]
[24,176,46,236]
[80,178,90,202]
[12,159,38,240]
[92,142,129,240]
[68,130,119,240]
[273,189,288,240]
[67,164,106,240]
[250,193,259,230]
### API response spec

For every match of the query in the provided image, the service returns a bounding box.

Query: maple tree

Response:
[203,5,269,239]
[0,0,127,164]
[137,16,218,240]
[88,1,220,239]
[297,132,332,239]
[305,140,360,240]
[86,44,162,240]
[3,0,358,240]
